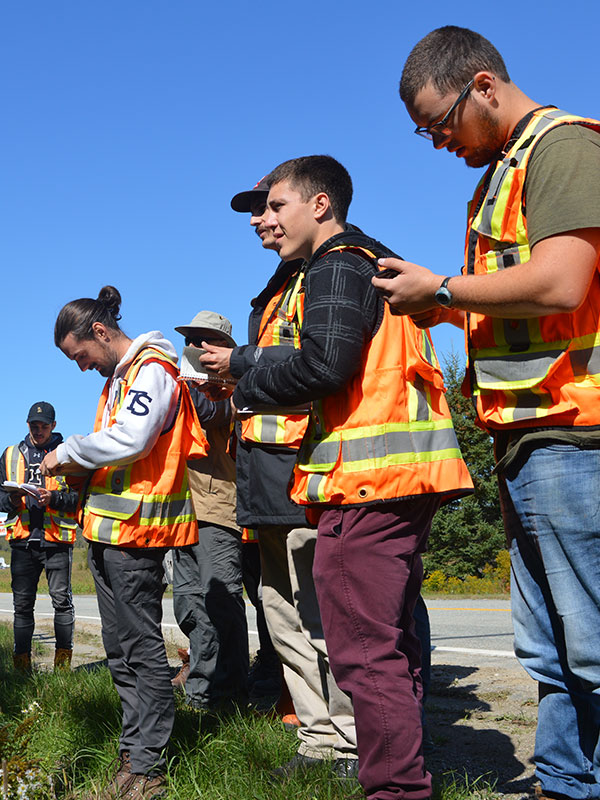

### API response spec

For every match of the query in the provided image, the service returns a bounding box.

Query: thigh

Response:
[11,548,43,612]
[44,549,73,608]
[505,445,600,687]
[203,525,243,590]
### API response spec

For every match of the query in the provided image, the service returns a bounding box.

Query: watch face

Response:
[435,287,452,307]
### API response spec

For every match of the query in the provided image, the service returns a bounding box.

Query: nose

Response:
[431,129,451,149]
[263,209,277,229]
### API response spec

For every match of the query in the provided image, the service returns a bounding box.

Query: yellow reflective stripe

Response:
[306,474,328,503]
[7,446,22,483]
[89,514,120,545]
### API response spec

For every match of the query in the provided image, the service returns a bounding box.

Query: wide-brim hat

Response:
[174,310,236,347]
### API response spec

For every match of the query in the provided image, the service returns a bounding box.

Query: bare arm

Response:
[373,229,600,319]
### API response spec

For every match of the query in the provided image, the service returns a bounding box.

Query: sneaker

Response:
[248,653,281,693]
[270,752,324,781]
[331,758,359,780]
[121,774,167,799]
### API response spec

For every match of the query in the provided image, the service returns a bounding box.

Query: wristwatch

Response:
[435,277,453,307]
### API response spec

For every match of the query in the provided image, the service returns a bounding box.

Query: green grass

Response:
[0,620,503,800]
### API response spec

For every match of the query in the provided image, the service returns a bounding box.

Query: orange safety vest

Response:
[239,270,309,449]
[465,108,600,429]
[291,245,473,506]
[83,347,208,547]
[4,446,79,544]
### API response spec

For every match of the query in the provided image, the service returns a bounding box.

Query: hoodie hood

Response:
[115,331,178,379]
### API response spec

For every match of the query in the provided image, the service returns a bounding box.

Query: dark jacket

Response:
[229,258,308,527]
[0,432,79,548]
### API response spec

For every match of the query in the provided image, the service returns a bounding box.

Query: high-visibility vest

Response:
[83,347,208,548]
[239,270,309,449]
[291,245,473,506]
[4,446,78,544]
[466,108,600,429]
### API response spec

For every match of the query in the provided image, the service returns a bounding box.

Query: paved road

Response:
[0,592,515,665]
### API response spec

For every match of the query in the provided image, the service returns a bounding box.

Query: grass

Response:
[0,620,504,800]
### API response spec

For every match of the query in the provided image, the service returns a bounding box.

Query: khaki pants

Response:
[258,525,357,759]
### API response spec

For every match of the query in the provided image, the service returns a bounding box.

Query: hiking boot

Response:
[13,652,32,673]
[534,785,576,800]
[171,649,190,688]
[94,750,131,799]
[54,648,73,671]
[248,652,281,696]
[331,758,359,780]
[270,752,324,781]
[121,773,167,799]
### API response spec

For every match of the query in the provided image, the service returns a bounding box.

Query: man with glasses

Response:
[374,25,600,800]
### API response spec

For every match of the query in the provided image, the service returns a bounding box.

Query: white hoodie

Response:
[56,331,180,470]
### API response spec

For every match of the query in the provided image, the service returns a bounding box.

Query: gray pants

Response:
[88,542,173,776]
[11,543,74,654]
[259,525,358,759]
[172,524,248,708]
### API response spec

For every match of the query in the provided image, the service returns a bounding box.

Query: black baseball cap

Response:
[230,176,270,213]
[27,402,55,424]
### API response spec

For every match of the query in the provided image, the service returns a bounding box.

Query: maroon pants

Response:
[313,498,439,800]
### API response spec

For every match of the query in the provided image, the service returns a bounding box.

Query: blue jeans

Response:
[500,443,600,799]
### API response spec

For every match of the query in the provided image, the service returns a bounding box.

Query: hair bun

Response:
[97,286,122,321]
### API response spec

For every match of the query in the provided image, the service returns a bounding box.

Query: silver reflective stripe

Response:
[8,447,20,482]
[413,375,430,423]
[306,474,325,503]
[139,496,195,524]
[95,516,118,544]
[502,319,531,349]
[87,493,141,516]
[258,415,279,442]
[110,468,126,493]
[511,393,543,421]
[423,334,434,365]
[570,345,600,377]
[474,348,566,387]
[301,437,340,468]
[341,427,460,465]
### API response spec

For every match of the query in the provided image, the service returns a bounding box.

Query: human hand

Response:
[195,381,234,401]
[40,451,60,477]
[372,258,441,315]
[199,344,233,378]
[36,488,52,507]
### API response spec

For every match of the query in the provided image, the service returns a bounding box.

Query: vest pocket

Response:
[86,493,142,521]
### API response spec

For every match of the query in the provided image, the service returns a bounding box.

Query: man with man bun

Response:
[42,286,207,800]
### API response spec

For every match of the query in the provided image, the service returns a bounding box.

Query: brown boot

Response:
[171,649,190,688]
[13,652,31,673]
[93,750,131,800]
[54,648,73,671]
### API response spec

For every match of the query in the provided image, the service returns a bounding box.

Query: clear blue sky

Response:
[1,0,598,445]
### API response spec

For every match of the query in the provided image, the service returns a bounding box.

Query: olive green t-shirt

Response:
[524,122,600,248]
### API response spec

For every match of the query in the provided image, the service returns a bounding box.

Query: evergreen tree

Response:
[424,350,505,578]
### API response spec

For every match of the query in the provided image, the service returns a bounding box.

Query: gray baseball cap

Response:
[174,311,236,347]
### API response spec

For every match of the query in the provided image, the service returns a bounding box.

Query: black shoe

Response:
[270,752,323,781]
[331,758,359,780]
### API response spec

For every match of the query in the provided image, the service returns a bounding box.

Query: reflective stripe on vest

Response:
[84,347,204,546]
[466,109,600,426]
[292,243,473,506]
[4,446,78,543]
[240,270,309,448]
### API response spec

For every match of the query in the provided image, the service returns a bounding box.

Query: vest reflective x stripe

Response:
[291,245,473,506]
[240,271,309,449]
[466,108,600,428]
[83,347,207,547]
[4,446,78,543]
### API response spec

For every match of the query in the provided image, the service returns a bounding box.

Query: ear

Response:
[92,321,109,341]
[313,192,331,222]
[472,71,497,102]
[51,421,57,432]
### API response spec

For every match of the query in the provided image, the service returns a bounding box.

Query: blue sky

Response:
[1,0,598,445]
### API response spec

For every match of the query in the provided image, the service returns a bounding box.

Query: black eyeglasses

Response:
[414,79,474,143]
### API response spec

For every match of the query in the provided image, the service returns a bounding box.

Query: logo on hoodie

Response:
[126,391,153,416]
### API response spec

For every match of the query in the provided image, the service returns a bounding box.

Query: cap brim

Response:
[174,326,237,348]
[230,189,269,213]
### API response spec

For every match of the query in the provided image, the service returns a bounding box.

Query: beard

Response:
[464,106,505,168]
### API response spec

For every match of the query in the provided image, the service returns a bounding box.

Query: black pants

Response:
[88,542,173,776]
[11,543,74,654]
[172,524,248,708]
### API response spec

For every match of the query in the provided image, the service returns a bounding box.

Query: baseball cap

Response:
[230,176,270,213]
[174,311,237,347]
[27,402,56,424]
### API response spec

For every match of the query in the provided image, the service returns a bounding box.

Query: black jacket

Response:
[229,258,308,527]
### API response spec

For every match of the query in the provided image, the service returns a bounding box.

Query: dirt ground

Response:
[31,620,538,799]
